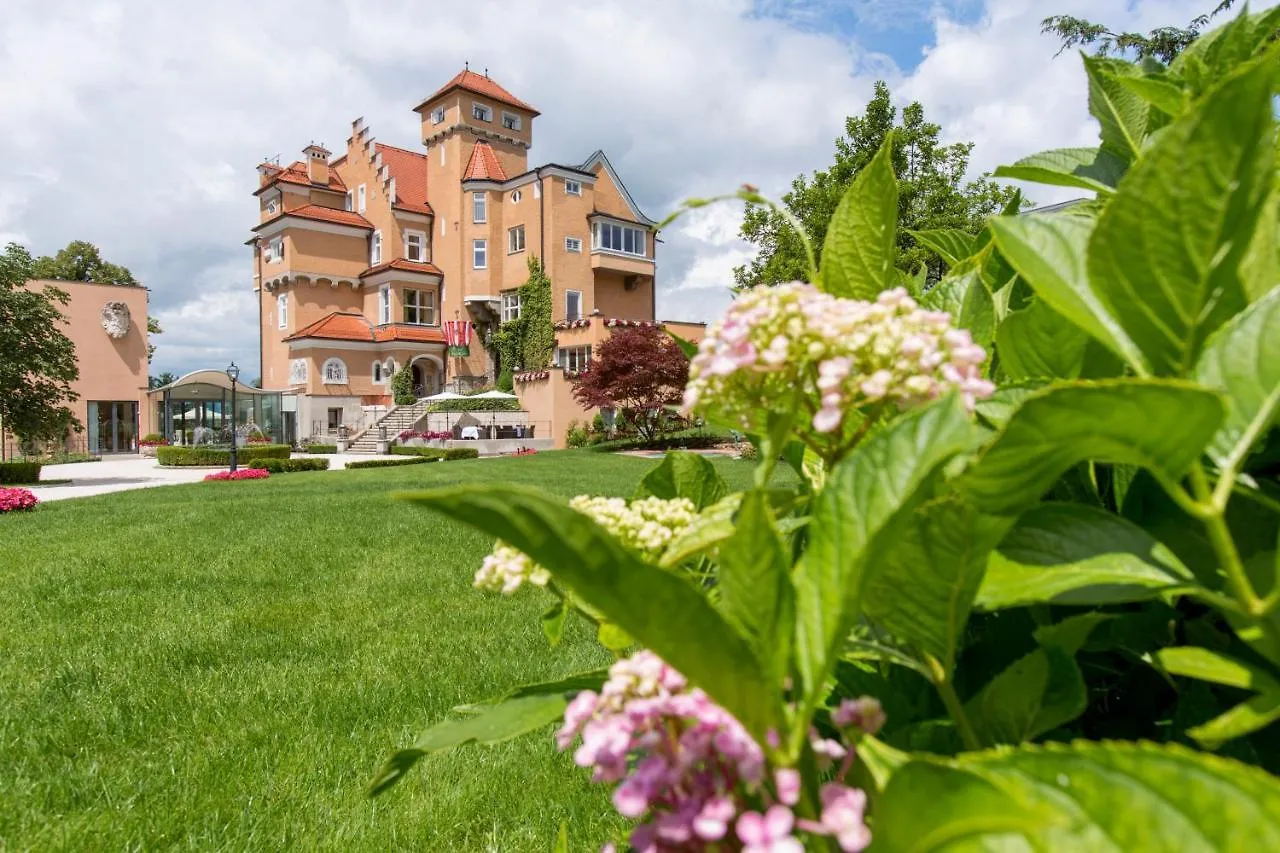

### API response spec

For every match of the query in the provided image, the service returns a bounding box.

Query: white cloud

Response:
[0,0,1268,374]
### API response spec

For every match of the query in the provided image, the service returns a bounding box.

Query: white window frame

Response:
[566,289,583,321]
[378,285,391,325]
[403,288,436,326]
[511,189,522,203]
[564,178,582,196]
[473,239,487,270]
[357,184,367,213]
[344,191,353,211]
[556,345,592,372]
[264,237,283,264]
[508,224,526,254]
[501,290,522,322]
[371,230,382,265]
[430,106,445,125]
[372,360,385,384]
[265,198,278,215]
[564,236,582,253]
[322,358,348,385]
[472,191,486,223]
[276,293,288,329]
[592,220,647,257]
[472,101,492,122]
[501,111,522,132]
[404,229,426,262]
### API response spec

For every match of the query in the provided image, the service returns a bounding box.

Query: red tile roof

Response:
[285,311,446,345]
[259,160,347,192]
[415,69,540,116]
[360,258,444,278]
[463,141,508,182]
[375,143,434,216]
[257,204,372,230]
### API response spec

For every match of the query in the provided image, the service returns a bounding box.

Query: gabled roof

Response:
[414,69,540,116]
[375,143,433,216]
[360,258,444,278]
[463,141,508,182]
[285,311,446,344]
[580,150,656,227]
[257,160,347,194]
[254,204,373,232]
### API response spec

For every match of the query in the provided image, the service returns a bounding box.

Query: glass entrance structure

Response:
[87,401,140,453]
[147,370,286,445]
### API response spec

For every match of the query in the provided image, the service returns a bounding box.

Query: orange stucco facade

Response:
[8,279,150,454]
[250,69,700,446]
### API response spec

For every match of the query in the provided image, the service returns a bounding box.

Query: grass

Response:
[0,451,772,851]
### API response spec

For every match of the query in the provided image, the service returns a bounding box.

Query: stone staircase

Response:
[344,400,432,454]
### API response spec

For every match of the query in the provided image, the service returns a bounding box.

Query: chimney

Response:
[303,143,330,185]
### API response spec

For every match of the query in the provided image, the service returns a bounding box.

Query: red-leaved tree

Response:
[570,326,690,442]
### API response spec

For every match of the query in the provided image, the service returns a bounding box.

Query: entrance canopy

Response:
[148,370,287,445]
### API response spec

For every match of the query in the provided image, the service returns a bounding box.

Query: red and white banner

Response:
[445,320,472,355]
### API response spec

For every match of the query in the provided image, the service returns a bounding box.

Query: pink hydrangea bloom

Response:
[0,486,39,513]
[832,696,886,735]
[737,805,803,853]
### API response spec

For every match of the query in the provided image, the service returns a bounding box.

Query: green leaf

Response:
[664,328,699,360]
[399,485,777,741]
[597,622,633,652]
[1193,287,1280,477]
[977,503,1195,610]
[1189,691,1280,750]
[633,450,729,510]
[551,821,569,853]
[996,296,1091,381]
[820,134,898,299]
[960,380,1225,516]
[792,396,973,740]
[540,598,567,647]
[370,694,568,796]
[921,266,994,349]
[1084,55,1149,162]
[1156,647,1279,693]
[909,228,977,267]
[965,643,1086,747]
[1241,188,1278,302]
[1116,74,1188,118]
[862,497,1012,675]
[973,381,1049,431]
[988,212,1149,373]
[871,740,1280,852]
[476,669,610,704]
[658,489,804,568]
[993,147,1127,195]
[1087,57,1277,376]
[718,490,794,689]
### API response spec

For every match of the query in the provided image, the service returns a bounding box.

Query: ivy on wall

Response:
[489,255,555,391]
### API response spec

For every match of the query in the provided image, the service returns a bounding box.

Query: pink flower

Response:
[693,796,736,840]
[819,784,871,852]
[812,406,844,434]
[737,805,803,853]
[832,696,886,735]
[0,487,39,513]
[203,468,269,481]
[775,768,801,806]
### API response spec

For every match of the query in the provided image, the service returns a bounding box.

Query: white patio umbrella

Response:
[423,390,466,401]
[470,390,518,399]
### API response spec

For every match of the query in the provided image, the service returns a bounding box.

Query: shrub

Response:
[256,457,329,473]
[443,448,479,461]
[346,457,429,469]
[426,398,521,413]
[304,444,338,454]
[565,420,590,448]
[390,447,445,460]
[736,442,757,461]
[203,468,269,481]
[390,366,416,406]
[0,486,39,512]
[156,445,291,467]
[139,433,168,447]
[586,429,731,453]
[0,461,43,484]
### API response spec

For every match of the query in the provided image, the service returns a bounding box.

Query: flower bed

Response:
[203,468,270,481]
[0,487,39,513]
[398,430,451,442]
[514,371,550,383]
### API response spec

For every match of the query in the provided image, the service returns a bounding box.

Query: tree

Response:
[149,372,178,390]
[735,81,1020,290]
[147,316,162,362]
[390,365,416,406]
[570,325,689,442]
[0,243,80,448]
[1042,1,1242,62]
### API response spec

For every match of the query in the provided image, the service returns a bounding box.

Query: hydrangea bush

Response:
[375,14,1280,851]
[0,486,39,513]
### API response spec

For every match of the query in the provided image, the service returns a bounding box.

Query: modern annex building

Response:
[250,67,702,446]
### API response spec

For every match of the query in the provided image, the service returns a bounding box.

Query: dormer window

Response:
[502,112,522,132]
[344,191,353,211]
[472,102,492,122]
[265,198,278,215]
[430,106,445,125]
[565,179,582,196]
[405,230,425,262]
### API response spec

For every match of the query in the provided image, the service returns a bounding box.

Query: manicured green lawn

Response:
[0,451,768,851]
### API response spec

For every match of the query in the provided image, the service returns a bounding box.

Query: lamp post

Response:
[226,361,240,472]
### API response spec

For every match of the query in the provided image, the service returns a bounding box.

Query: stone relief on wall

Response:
[101,301,132,339]
[288,358,308,384]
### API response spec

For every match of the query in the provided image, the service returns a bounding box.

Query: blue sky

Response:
[0,0,1265,379]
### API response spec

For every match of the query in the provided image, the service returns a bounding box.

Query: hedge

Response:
[586,430,732,453]
[346,457,430,469]
[0,462,43,485]
[444,448,479,460]
[426,398,521,413]
[305,444,338,454]
[257,458,330,473]
[156,444,292,467]
[391,447,445,460]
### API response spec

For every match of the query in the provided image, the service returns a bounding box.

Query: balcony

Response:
[590,249,654,276]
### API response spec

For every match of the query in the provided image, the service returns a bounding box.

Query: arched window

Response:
[322,358,348,384]
[372,360,384,384]
[372,358,394,384]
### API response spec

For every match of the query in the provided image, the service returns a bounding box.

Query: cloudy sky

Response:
[0,0,1258,379]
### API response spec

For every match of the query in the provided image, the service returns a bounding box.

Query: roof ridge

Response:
[375,141,426,157]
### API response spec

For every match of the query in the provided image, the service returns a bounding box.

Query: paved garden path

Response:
[27,453,399,502]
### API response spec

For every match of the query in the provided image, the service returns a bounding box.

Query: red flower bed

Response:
[398,430,452,441]
[138,439,170,447]
[245,436,272,444]
[203,468,270,481]
[0,487,40,513]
